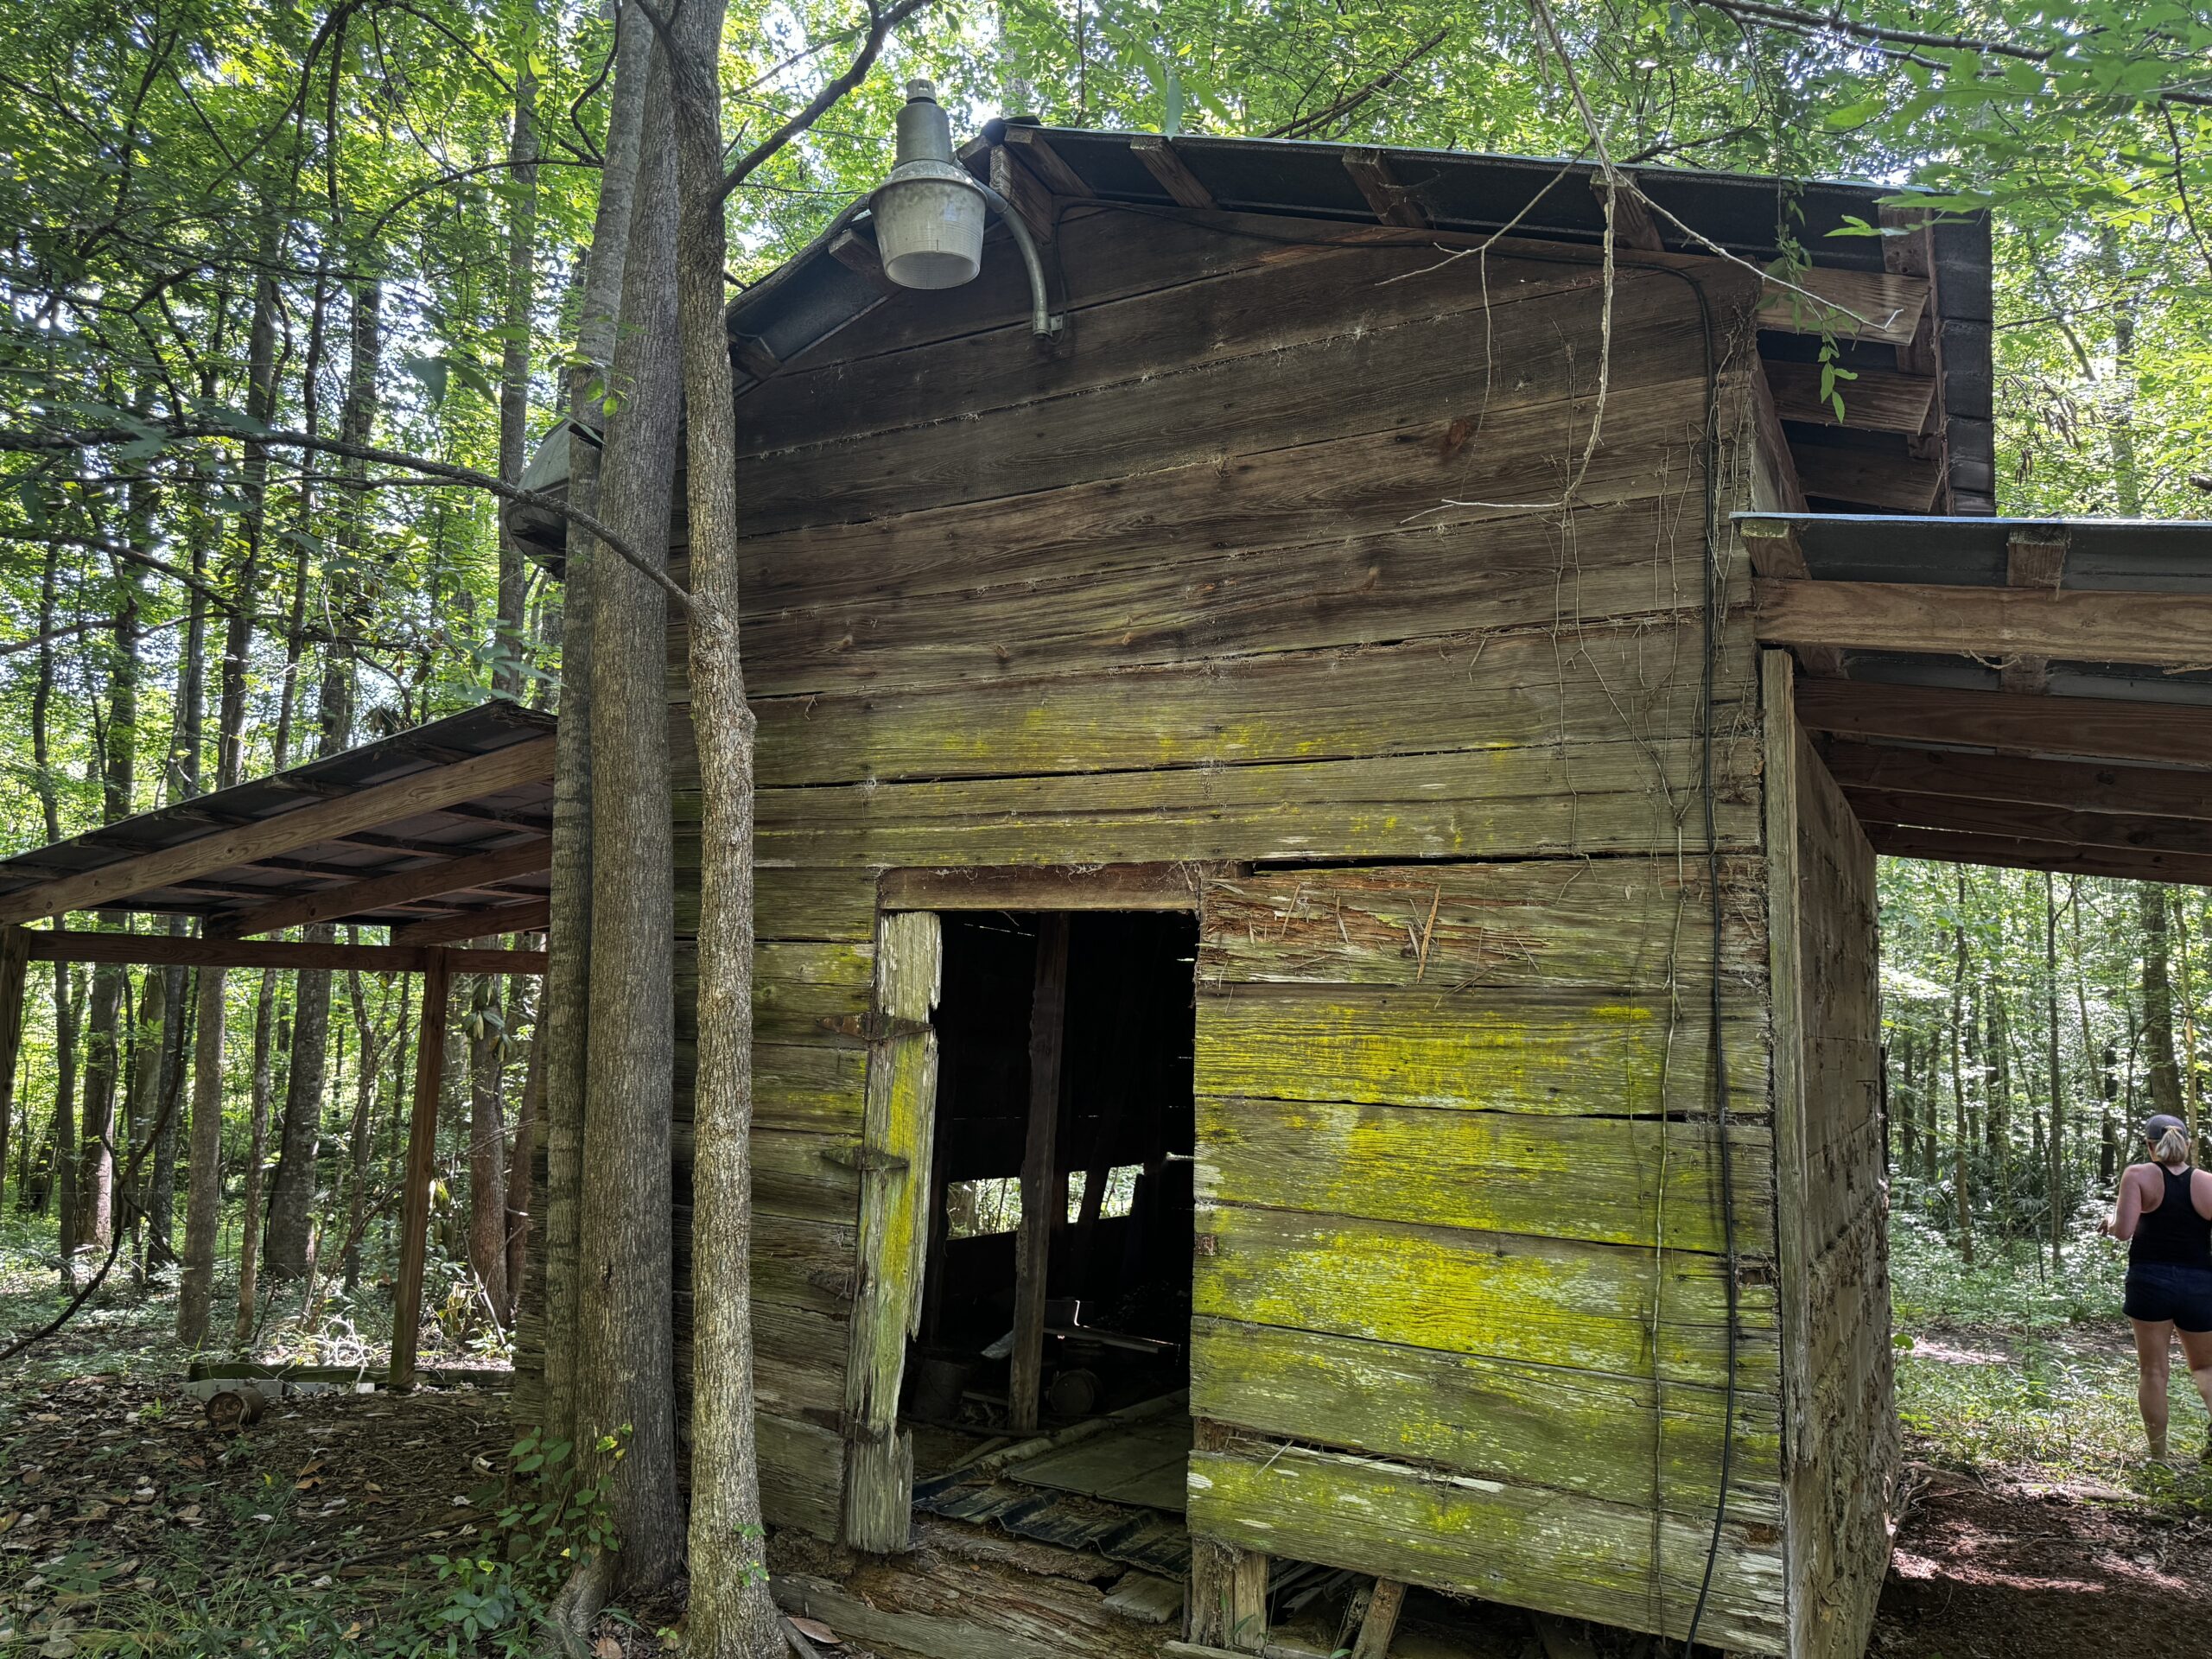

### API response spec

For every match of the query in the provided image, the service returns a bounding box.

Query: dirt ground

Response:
[1873,1458,2212,1657]
[0,1370,2205,1656]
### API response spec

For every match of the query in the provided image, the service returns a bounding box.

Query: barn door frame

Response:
[840,907,943,1550]
[843,864,1224,1548]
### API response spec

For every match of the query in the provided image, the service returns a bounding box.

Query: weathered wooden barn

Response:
[501,122,2029,1657]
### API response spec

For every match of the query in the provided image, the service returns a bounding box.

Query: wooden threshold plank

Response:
[879,862,1218,912]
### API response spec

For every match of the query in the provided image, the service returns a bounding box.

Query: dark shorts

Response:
[2126,1262,2212,1332]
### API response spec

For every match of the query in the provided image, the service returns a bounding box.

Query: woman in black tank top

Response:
[2101,1114,2212,1463]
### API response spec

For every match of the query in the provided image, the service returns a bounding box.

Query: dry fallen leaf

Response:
[592,1637,623,1659]
[788,1616,838,1643]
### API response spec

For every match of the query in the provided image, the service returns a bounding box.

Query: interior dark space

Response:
[906,909,1198,1447]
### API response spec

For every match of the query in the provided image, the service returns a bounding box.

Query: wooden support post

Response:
[1189,1535,1269,1650]
[1350,1579,1405,1659]
[842,911,944,1552]
[390,947,450,1390]
[1008,913,1071,1433]
[0,925,28,1202]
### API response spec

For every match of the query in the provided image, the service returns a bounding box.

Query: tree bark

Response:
[30,538,79,1241]
[575,48,683,1597]
[1951,870,1973,1264]
[179,961,226,1345]
[126,963,169,1281]
[505,981,542,1325]
[235,979,283,1343]
[541,0,652,1456]
[2142,884,2185,1121]
[2044,874,2064,1259]
[466,973,511,1322]
[664,0,778,1641]
[493,53,542,699]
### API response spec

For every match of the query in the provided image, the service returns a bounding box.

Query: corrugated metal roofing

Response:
[0,700,556,925]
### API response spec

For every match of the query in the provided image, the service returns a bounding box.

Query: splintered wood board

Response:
[1005,1414,1195,1513]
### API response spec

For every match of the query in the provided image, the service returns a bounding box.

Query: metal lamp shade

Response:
[872,174,986,289]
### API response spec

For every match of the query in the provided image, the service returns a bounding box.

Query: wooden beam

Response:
[879,862,1218,912]
[0,735,556,926]
[213,838,550,938]
[1819,738,2212,824]
[1735,520,1841,675]
[828,228,900,296]
[2000,529,2069,694]
[1798,680,2212,770]
[1341,148,1426,228]
[1843,786,2212,862]
[391,948,450,1389]
[388,896,550,947]
[1860,822,2212,887]
[1129,135,1216,210]
[22,929,542,976]
[1786,441,1943,512]
[1756,266,1928,346]
[990,143,1057,244]
[1351,1579,1406,1659]
[1764,360,1936,435]
[1756,577,2212,670]
[1189,1529,1270,1652]
[1008,913,1071,1434]
[1000,127,1095,198]
[734,335,781,381]
[1587,172,1661,250]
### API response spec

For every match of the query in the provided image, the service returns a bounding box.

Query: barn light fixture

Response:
[871,80,1063,338]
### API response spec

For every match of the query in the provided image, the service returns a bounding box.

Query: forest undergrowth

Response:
[1891,1215,2212,1508]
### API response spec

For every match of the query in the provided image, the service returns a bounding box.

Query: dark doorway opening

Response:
[905,909,1197,1490]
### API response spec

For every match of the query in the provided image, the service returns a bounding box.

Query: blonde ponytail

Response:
[2154,1125,2193,1166]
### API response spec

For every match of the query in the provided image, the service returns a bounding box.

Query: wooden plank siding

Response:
[1187,859,1788,1651]
[1763,652,1895,1659]
[631,204,1804,1627]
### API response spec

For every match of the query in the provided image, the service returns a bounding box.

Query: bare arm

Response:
[2103,1166,2151,1239]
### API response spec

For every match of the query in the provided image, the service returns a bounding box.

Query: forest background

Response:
[0,0,2209,1649]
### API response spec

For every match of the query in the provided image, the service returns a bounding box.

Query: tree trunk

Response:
[574,47,683,1598]
[505,981,542,1325]
[235,978,283,1344]
[2044,874,2064,1259]
[30,537,79,1242]
[126,963,168,1282]
[179,962,226,1345]
[541,0,652,1456]
[1952,871,1973,1264]
[493,54,542,699]
[340,969,382,1295]
[78,960,124,1255]
[2142,885,2185,1121]
[466,973,511,1322]
[666,0,779,1641]
[264,957,332,1281]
